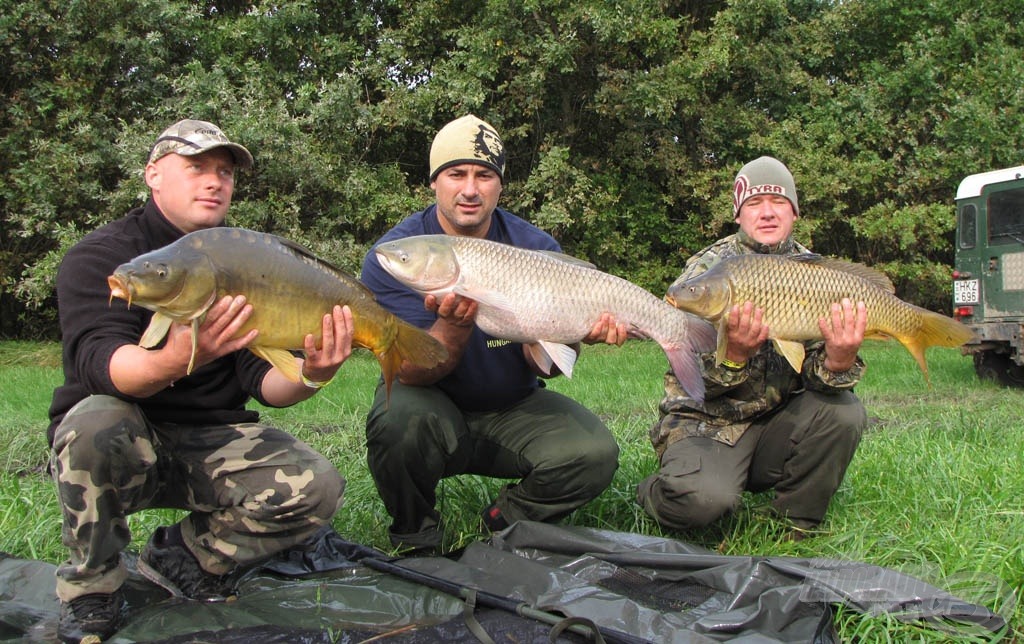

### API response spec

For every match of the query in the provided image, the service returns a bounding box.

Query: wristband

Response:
[721,358,747,371]
[301,373,333,390]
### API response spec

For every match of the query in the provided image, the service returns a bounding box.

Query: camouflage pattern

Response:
[50,395,344,602]
[649,231,865,455]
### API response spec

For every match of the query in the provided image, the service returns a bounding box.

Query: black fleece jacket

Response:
[46,201,273,445]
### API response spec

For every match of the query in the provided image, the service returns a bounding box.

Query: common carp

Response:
[373,234,717,402]
[665,253,976,382]
[108,227,448,397]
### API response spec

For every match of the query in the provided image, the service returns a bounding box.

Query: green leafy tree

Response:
[4,0,1024,338]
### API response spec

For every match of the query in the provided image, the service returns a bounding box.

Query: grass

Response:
[1,339,1021,642]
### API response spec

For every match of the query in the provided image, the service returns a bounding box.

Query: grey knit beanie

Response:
[732,156,798,215]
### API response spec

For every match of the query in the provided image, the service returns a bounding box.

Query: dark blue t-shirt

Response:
[360,206,560,411]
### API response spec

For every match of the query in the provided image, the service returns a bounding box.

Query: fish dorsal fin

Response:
[276,234,378,299]
[139,313,174,349]
[772,338,806,373]
[534,250,596,269]
[789,254,895,293]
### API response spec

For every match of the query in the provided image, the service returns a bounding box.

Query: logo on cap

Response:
[473,123,504,170]
[733,175,787,214]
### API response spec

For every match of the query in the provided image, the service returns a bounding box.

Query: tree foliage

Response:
[2,0,1023,338]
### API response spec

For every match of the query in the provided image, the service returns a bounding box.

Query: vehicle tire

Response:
[973,351,1024,388]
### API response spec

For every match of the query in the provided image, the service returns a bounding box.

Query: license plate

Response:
[954,279,979,304]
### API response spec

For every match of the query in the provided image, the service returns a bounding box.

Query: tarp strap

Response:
[549,616,608,644]
[461,588,497,644]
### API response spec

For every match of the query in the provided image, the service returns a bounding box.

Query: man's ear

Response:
[144,162,160,190]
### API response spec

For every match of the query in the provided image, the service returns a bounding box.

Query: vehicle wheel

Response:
[973,351,1024,388]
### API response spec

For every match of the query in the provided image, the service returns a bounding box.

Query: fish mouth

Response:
[107,275,133,307]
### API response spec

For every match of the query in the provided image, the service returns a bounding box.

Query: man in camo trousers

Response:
[47,119,352,643]
[637,156,868,540]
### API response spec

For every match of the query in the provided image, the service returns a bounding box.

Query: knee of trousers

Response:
[639,472,739,530]
[51,395,154,478]
[295,459,346,524]
[802,392,868,448]
[366,411,450,470]
[574,439,620,495]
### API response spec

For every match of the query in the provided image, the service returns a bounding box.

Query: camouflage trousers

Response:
[50,395,345,602]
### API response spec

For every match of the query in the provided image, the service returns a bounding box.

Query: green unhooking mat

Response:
[1,522,1011,643]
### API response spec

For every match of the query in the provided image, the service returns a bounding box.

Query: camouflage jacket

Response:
[649,230,865,455]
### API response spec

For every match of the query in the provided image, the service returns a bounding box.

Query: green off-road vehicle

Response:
[952,165,1024,387]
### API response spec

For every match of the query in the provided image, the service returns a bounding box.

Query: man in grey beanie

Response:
[360,115,627,554]
[637,156,868,540]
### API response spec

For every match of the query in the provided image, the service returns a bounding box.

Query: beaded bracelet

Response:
[721,358,747,371]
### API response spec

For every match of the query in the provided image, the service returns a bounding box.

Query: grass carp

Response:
[107,227,448,396]
[373,234,717,402]
[665,253,976,382]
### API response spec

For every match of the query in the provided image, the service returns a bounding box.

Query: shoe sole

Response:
[136,558,231,603]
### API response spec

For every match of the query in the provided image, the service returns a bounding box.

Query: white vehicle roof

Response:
[956,165,1024,200]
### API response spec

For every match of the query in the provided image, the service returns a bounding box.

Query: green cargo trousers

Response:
[50,395,345,602]
[636,390,866,531]
[365,382,619,550]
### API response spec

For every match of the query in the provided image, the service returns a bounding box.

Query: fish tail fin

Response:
[663,318,717,404]
[897,309,977,386]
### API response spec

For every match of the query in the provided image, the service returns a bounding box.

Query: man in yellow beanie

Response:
[637,156,869,540]
[360,115,626,553]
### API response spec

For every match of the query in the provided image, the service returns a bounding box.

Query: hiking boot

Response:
[138,525,235,602]
[57,589,123,643]
[480,502,510,532]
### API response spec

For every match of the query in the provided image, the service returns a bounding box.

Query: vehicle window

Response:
[988,188,1024,245]
[959,204,977,249]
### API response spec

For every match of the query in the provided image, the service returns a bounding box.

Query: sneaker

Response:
[57,590,122,643]
[138,525,235,602]
[480,502,510,532]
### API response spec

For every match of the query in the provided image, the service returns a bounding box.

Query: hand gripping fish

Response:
[107,227,448,398]
[374,234,717,403]
[666,253,976,383]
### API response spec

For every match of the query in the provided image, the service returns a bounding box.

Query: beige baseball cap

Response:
[148,119,254,170]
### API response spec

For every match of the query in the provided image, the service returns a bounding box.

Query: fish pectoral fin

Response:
[773,339,806,373]
[187,319,200,374]
[714,318,730,365]
[531,341,578,378]
[452,285,515,312]
[251,346,303,382]
[139,313,174,349]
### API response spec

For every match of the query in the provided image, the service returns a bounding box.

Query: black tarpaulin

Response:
[1,521,1009,643]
